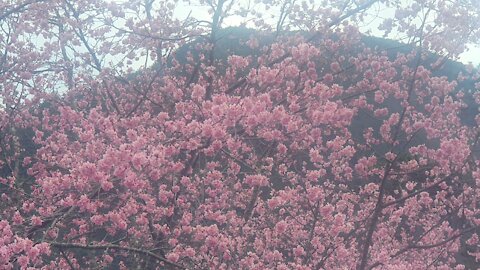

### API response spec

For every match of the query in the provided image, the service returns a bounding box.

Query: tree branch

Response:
[49,241,186,269]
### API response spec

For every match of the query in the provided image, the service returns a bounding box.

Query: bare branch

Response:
[49,241,186,269]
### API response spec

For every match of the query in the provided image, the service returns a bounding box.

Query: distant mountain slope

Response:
[168,26,478,126]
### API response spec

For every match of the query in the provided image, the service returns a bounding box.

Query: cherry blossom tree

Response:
[1,0,480,269]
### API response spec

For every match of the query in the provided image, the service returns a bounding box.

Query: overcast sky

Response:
[172,0,480,65]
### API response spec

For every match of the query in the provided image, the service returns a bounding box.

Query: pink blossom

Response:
[12,211,24,225]
[275,221,288,234]
[31,216,42,227]
[0,1,478,269]
[293,245,305,257]
[166,252,180,262]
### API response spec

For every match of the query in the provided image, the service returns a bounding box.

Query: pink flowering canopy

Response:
[1,0,480,269]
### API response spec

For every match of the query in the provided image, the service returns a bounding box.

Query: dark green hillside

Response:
[167,27,478,127]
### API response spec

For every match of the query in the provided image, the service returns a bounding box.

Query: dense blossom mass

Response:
[0,0,480,269]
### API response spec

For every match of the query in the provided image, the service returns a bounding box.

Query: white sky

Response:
[173,0,480,65]
[459,45,480,65]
